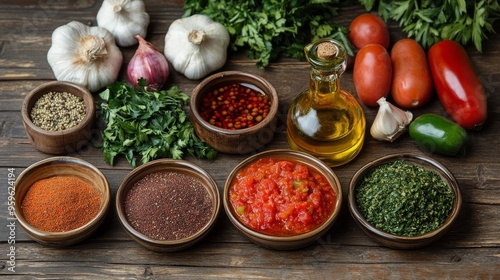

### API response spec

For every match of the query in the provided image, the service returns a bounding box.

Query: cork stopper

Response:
[317,42,338,60]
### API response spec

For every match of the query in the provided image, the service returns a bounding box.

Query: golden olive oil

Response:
[287,39,365,167]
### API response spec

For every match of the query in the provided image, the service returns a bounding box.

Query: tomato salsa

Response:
[229,157,336,236]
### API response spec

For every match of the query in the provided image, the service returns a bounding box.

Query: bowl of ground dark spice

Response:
[189,71,279,154]
[116,159,221,252]
[21,81,96,154]
[14,156,111,247]
[348,153,462,249]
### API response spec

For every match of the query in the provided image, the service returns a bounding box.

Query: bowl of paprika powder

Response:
[189,71,279,154]
[14,156,110,247]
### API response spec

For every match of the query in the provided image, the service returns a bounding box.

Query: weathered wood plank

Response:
[2,243,499,278]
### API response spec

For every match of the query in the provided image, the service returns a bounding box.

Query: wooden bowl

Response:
[21,81,96,154]
[223,149,343,250]
[116,159,221,252]
[14,156,110,247]
[189,71,279,154]
[348,153,462,249]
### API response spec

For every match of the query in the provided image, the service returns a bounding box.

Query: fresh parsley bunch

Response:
[184,0,353,67]
[98,79,217,167]
[359,0,500,51]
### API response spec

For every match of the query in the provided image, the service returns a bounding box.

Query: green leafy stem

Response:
[97,79,217,167]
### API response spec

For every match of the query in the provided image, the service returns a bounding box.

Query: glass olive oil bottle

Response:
[287,39,366,167]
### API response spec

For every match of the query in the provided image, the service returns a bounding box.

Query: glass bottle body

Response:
[287,39,365,167]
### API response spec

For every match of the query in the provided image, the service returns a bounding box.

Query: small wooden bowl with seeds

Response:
[21,81,96,154]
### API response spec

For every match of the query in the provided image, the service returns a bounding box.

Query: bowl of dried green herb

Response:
[14,156,111,247]
[348,153,462,249]
[21,81,96,155]
[115,159,221,252]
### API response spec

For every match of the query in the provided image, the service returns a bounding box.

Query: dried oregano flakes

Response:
[355,159,454,237]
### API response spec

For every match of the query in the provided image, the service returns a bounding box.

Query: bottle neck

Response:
[303,38,347,103]
[309,68,341,98]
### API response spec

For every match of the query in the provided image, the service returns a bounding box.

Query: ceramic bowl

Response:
[21,81,96,155]
[14,156,111,247]
[116,159,221,252]
[223,149,343,250]
[189,71,279,154]
[348,153,462,249]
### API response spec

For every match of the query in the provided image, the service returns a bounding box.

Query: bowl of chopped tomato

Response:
[223,149,343,250]
[348,153,462,249]
[189,71,279,154]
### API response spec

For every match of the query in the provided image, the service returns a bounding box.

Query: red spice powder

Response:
[21,176,101,232]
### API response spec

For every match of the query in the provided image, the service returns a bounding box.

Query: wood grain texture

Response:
[0,1,499,278]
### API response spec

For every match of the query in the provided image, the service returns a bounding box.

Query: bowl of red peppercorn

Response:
[223,149,343,250]
[14,156,111,247]
[21,81,96,155]
[116,159,221,252]
[189,71,279,154]
[348,153,462,249]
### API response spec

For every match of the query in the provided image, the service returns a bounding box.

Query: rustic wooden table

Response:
[1,1,499,279]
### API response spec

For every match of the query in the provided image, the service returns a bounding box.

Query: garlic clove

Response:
[370,97,413,142]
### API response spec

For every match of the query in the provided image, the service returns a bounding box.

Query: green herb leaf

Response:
[359,0,500,52]
[97,79,218,167]
[183,0,355,67]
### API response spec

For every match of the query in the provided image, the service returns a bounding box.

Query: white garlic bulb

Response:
[96,0,150,47]
[164,14,230,80]
[47,21,123,92]
[370,97,413,142]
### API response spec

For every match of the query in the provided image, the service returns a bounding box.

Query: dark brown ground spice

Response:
[124,171,213,240]
[21,176,101,232]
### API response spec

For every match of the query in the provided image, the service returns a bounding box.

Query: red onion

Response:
[127,35,169,91]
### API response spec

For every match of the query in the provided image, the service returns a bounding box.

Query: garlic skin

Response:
[47,21,123,92]
[370,97,413,142]
[164,14,230,80]
[96,0,150,47]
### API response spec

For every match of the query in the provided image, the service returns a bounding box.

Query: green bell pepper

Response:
[409,114,468,156]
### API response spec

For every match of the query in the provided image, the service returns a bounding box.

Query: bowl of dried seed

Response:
[21,81,96,154]
[115,159,221,252]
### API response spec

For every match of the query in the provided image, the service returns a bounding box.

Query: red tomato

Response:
[428,40,487,130]
[353,44,392,107]
[390,38,433,108]
[349,13,390,49]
